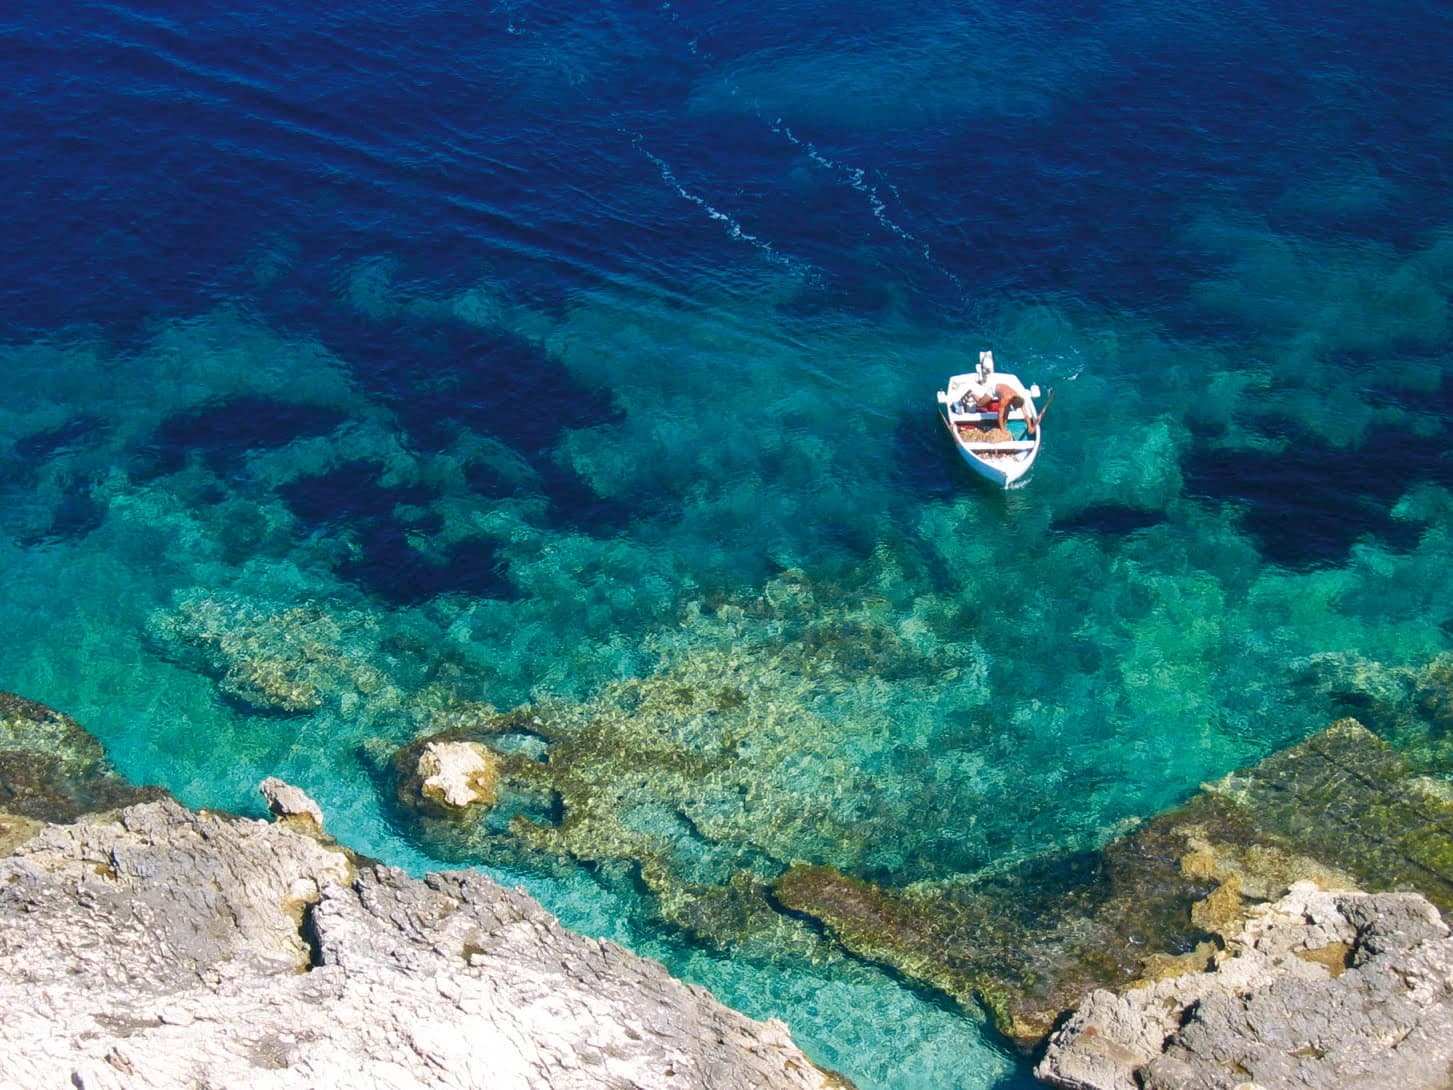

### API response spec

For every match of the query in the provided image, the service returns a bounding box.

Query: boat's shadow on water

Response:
[893,411,1036,505]
[894,408,1061,517]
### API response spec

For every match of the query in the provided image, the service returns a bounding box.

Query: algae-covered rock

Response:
[381,570,992,951]
[773,815,1218,1046]
[145,589,482,742]
[1292,650,1453,763]
[1204,718,1453,911]
[1414,655,1453,734]
[367,552,1453,1059]
[0,691,163,823]
[385,704,564,860]
[640,865,819,953]
[146,592,395,715]
[772,717,1453,1049]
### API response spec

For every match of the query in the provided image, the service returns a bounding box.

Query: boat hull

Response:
[935,372,1042,489]
[940,413,1040,488]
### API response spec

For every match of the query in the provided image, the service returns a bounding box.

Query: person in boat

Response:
[969,375,1039,436]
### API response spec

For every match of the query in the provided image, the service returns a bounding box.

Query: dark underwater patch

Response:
[535,457,646,535]
[278,459,434,528]
[337,521,513,607]
[308,311,605,457]
[890,412,974,504]
[303,308,647,535]
[1052,504,1165,537]
[462,460,525,500]
[141,396,348,478]
[278,459,511,605]
[13,415,112,462]
[16,482,107,547]
[1183,418,1449,569]
[462,454,646,537]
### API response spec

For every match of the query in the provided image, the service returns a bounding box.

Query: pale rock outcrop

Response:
[1036,883,1453,1090]
[417,739,499,810]
[0,790,849,1090]
[260,775,326,828]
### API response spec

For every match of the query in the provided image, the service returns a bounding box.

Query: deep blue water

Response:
[3,2,1453,1087]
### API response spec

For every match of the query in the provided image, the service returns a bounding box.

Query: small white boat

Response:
[935,351,1044,489]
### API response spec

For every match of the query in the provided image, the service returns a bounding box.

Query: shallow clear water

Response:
[3,2,1452,1087]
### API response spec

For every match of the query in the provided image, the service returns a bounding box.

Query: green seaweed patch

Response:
[0,691,165,823]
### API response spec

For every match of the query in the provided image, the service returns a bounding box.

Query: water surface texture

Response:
[3,2,1453,1087]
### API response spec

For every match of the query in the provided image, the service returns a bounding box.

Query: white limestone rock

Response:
[259,776,326,829]
[1036,884,1453,1090]
[0,792,849,1090]
[417,739,499,810]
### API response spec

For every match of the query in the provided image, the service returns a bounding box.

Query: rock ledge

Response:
[1036,883,1453,1090]
[0,791,849,1090]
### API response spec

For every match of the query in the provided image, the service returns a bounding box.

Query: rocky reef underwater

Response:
[28,559,1448,1089]
[375,664,1453,1090]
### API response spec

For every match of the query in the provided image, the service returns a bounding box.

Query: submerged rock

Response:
[1414,655,1453,733]
[144,591,398,716]
[772,817,1219,1045]
[0,784,852,1090]
[1291,650,1453,763]
[0,689,163,823]
[381,571,992,959]
[1036,885,1453,1090]
[772,718,1453,1049]
[1201,718,1453,910]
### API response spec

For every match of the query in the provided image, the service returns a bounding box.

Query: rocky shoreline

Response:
[0,691,850,1090]
[766,719,1453,1047]
[1036,884,1453,1090]
[4,686,1452,1090]
[760,719,1453,1089]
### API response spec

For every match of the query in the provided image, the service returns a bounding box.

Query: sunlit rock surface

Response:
[260,775,326,830]
[1036,885,1453,1090]
[414,739,502,810]
[0,692,851,1090]
[0,798,852,1090]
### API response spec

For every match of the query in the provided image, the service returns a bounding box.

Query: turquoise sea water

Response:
[3,2,1453,1087]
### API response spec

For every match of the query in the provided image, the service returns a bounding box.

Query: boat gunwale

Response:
[935,373,1043,489]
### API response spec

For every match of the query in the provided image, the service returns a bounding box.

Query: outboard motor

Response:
[976,350,995,385]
